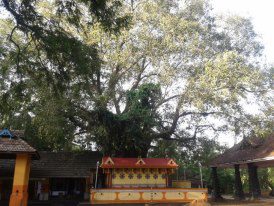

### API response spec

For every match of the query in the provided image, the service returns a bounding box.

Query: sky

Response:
[211,0,274,64]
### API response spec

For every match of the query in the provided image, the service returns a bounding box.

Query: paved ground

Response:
[79,204,189,206]
[209,195,274,206]
[210,200,274,206]
[2,197,274,206]
[0,200,80,206]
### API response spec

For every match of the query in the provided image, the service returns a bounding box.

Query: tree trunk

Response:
[211,167,222,201]
[247,163,261,199]
[234,164,245,200]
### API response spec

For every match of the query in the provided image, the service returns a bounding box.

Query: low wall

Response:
[172,180,192,188]
[90,188,208,204]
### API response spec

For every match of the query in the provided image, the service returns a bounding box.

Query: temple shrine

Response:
[90,157,208,204]
[0,128,208,205]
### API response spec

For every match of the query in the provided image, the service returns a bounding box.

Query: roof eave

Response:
[210,156,274,168]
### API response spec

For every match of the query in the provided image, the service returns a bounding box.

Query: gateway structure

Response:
[0,129,102,205]
[90,157,208,204]
[209,134,274,200]
[0,129,39,206]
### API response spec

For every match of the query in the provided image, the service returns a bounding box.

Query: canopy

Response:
[210,134,274,168]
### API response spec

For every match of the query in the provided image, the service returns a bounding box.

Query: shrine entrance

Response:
[0,129,39,206]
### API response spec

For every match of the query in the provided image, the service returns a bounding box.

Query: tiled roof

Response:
[101,157,178,169]
[31,151,102,177]
[210,134,274,167]
[0,130,38,159]
[0,151,102,178]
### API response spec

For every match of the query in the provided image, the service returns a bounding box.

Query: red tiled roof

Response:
[0,130,39,159]
[101,157,178,168]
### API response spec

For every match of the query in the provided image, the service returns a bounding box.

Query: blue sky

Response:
[211,0,274,64]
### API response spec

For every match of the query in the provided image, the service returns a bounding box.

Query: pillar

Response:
[9,154,31,206]
[234,164,245,200]
[270,187,274,196]
[247,163,261,199]
[211,167,222,201]
[40,178,49,200]
[0,180,2,200]
[84,177,91,200]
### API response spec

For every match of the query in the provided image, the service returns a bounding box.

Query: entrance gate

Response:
[0,129,39,206]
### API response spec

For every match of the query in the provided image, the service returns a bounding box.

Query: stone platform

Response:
[90,188,208,204]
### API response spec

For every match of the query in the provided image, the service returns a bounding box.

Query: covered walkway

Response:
[209,134,274,200]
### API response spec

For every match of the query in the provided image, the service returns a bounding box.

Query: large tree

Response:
[0,0,272,156]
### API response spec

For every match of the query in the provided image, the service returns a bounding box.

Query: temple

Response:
[0,129,101,206]
[101,157,178,188]
[90,157,208,204]
[209,134,274,200]
[0,129,208,205]
[0,129,39,206]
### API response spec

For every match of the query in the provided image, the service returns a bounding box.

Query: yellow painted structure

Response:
[91,188,208,204]
[91,157,208,204]
[9,154,31,206]
[111,169,166,188]
[172,180,192,188]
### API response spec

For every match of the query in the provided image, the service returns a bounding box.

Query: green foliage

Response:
[90,83,162,156]
[150,136,231,190]
[0,0,272,156]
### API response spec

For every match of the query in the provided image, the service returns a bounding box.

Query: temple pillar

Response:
[40,178,49,200]
[248,163,261,199]
[0,179,2,200]
[84,177,91,200]
[9,154,31,206]
[270,186,274,196]
[211,167,222,201]
[234,164,245,200]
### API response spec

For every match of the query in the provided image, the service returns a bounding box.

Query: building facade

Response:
[90,157,208,204]
[0,151,102,201]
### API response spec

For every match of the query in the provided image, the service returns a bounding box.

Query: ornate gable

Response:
[136,158,146,166]
[105,157,114,165]
[167,159,176,166]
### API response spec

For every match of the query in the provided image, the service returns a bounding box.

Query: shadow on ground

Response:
[0,200,80,206]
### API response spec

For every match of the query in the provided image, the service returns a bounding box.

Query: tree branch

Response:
[179,111,219,118]
[156,95,180,108]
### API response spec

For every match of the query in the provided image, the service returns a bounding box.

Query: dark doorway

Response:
[50,178,85,200]
[1,179,12,200]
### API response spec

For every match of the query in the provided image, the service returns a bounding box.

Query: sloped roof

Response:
[0,129,39,159]
[101,157,178,169]
[31,151,102,177]
[210,134,274,168]
[0,151,102,178]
